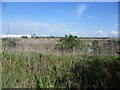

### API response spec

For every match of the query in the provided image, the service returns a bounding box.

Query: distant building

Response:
[0,34,32,38]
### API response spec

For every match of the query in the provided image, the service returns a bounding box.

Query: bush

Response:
[91,40,101,55]
[2,38,9,42]
[56,34,81,52]
[2,38,17,48]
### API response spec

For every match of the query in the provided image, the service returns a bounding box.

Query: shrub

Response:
[91,40,101,55]
[56,34,81,53]
[2,38,17,48]
[2,38,9,42]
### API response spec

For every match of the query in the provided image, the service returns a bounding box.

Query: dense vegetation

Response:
[1,51,120,88]
[1,36,120,88]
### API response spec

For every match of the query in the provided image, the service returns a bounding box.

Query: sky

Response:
[2,2,118,37]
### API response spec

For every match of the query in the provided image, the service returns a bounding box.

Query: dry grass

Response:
[1,38,118,56]
[15,38,59,55]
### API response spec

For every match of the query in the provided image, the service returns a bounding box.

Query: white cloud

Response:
[98,30,107,36]
[64,30,118,37]
[2,19,118,37]
[88,16,94,18]
[67,32,96,37]
[96,30,118,37]
[68,32,78,34]
[115,24,118,26]
[77,4,87,18]
[109,30,118,37]
[40,34,50,37]
[2,20,67,35]
[72,22,77,25]
[111,31,118,35]
[99,30,103,33]
[46,17,52,20]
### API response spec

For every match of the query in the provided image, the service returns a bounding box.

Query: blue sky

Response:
[2,2,118,37]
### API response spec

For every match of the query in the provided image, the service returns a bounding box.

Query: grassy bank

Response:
[1,51,120,88]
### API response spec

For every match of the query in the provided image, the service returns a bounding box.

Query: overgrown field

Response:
[1,37,118,55]
[1,37,120,88]
[1,51,120,88]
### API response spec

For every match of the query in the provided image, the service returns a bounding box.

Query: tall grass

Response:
[1,51,120,88]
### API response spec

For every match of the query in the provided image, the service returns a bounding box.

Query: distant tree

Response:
[21,36,28,38]
[35,36,40,39]
[50,36,55,38]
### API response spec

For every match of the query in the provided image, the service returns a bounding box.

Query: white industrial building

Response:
[0,34,32,38]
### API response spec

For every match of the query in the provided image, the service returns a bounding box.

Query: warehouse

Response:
[0,34,32,38]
